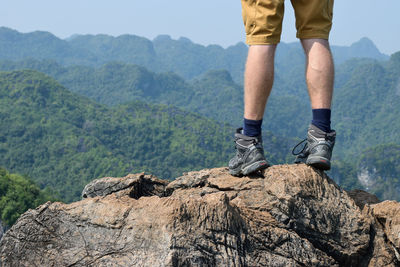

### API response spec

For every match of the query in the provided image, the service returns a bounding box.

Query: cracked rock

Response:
[0,164,399,266]
[81,173,168,199]
[0,220,4,242]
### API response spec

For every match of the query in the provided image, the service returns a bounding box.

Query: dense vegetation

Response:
[357,144,400,200]
[333,52,400,158]
[2,54,399,156]
[0,167,55,227]
[0,59,311,139]
[0,27,398,203]
[0,70,289,203]
[0,56,399,201]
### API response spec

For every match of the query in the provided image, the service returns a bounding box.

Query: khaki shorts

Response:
[241,0,334,45]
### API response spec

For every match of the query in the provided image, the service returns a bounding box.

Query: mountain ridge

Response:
[0,69,290,202]
[0,27,389,84]
[1,55,399,201]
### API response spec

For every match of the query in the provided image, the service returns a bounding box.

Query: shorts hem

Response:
[246,35,281,45]
[296,31,330,40]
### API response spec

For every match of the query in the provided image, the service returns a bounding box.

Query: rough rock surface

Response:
[1,164,399,266]
[347,189,381,209]
[0,221,3,241]
[81,173,168,199]
[363,200,400,266]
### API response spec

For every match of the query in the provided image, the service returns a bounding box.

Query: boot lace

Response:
[292,138,307,156]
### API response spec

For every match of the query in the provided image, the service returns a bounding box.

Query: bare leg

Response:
[229,45,274,176]
[244,45,277,120]
[294,39,335,170]
[301,39,334,109]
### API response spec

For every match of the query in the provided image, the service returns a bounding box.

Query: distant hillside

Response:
[0,167,55,227]
[2,55,398,200]
[3,54,399,149]
[333,52,400,157]
[0,28,94,65]
[331,53,400,201]
[333,38,389,63]
[0,70,290,202]
[0,59,310,139]
[0,27,389,84]
[0,27,398,201]
[356,144,400,200]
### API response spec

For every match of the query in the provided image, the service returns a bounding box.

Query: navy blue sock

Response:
[312,109,331,132]
[243,118,263,137]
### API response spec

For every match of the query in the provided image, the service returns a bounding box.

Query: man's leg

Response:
[228,45,276,176]
[244,45,277,121]
[295,38,336,170]
[301,39,334,111]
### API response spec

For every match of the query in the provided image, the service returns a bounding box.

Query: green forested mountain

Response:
[333,37,389,64]
[0,59,310,139]
[5,54,399,153]
[1,55,399,200]
[0,27,398,201]
[0,27,388,84]
[66,33,157,68]
[356,144,400,200]
[333,52,400,157]
[0,70,290,202]
[330,53,400,200]
[0,28,94,66]
[0,167,55,227]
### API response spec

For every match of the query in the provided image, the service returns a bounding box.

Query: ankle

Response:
[311,109,331,133]
[243,118,263,137]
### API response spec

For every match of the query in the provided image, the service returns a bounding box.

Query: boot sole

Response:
[229,160,269,176]
[306,156,331,170]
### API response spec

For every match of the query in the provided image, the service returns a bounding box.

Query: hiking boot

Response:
[293,124,336,170]
[229,128,269,176]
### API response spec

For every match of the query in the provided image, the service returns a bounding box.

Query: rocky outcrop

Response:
[81,173,168,199]
[0,221,3,241]
[0,164,399,266]
[363,200,400,266]
[347,189,381,209]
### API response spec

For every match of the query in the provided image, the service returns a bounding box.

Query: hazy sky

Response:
[1,0,399,55]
